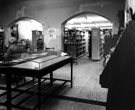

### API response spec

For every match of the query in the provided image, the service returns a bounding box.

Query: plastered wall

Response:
[0,0,125,51]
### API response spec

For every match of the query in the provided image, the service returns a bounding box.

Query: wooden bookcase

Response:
[31,30,44,51]
[91,28,104,60]
[64,29,86,59]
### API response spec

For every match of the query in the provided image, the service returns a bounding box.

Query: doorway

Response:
[62,12,113,61]
[58,12,114,106]
[5,17,44,51]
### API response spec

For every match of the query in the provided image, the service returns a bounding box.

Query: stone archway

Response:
[5,16,43,47]
[7,16,41,27]
[61,11,113,51]
[62,11,112,26]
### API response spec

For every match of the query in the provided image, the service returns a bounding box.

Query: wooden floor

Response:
[0,55,108,110]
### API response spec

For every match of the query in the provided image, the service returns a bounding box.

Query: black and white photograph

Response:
[0,0,134,110]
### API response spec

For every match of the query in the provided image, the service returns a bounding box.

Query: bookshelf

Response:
[31,30,44,51]
[64,29,86,60]
[91,28,104,60]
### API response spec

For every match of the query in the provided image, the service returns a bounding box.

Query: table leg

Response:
[38,77,41,110]
[71,59,73,88]
[50,72,53,84]
[6,73,12,110]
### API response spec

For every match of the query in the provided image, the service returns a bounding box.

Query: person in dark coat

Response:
[100,20,135,110]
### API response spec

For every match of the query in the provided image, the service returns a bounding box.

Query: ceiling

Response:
[0,0,124,5]
[65,14,113,29]
[0,0,125,10]
[0,0,123,2]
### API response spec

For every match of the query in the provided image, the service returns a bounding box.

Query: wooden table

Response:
[0,55,73,110]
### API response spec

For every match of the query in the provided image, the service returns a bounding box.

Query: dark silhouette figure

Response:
[100,20,135,110]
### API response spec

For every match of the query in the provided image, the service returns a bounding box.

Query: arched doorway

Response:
[5,16,44,51]
[7,16,42,28]
[60,11,113,105]
[61,11,113,60]
[62,11,112,26]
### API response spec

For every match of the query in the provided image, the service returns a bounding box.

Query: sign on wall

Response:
[48,27,56,39]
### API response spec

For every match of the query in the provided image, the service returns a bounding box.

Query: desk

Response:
[0,55,73,110]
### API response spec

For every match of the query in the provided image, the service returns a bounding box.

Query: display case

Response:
[0,51,48,66]
[12,55,60,69]
[0,53,73,110]
[13,55,72,71]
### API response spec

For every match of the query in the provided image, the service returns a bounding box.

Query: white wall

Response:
[17,19,43,41]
